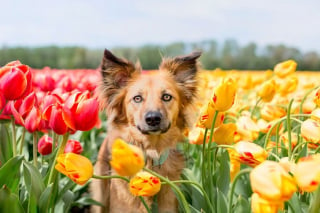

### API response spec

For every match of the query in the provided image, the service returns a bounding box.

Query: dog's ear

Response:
[160,51,202,103]
[100,49,140,104]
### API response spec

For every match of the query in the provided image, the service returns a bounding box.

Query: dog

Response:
[90,49,201,213]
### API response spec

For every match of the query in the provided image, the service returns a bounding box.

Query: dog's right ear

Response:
[100,49,140,105]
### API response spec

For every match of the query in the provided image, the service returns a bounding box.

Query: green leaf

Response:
[23,161,45,200]
[75,196,104,207]
[0,124,12,164]
[0,186,24,213]
[233,195,250,213]
[39,184,53,213]
[216,149,230,196]
[216,189,228,213]
[0,155,23,193]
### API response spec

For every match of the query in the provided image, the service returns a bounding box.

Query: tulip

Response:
[129,171,161,197]
[236,115,260,141]
[257,119,283,135]
[257,79,276,102]
[197,103,224,129]
[293,154,320,192]
[260,105,286,122]
[43,104,70,135]
[228,149,240,182]
[311,108,320,122]
[301,119,320,147]
[250,161,297,202]
[24,106,42,132]
[0,61,32,100]
[110,138,145,176]
[314,88,320,108]
[251,193,284,213]
[38,135,53,155]
[209,77,237,111]
[277,75,298,96]
[64,139,83,154]
[233,141,268,167]
[0,90,5,110]
[213,123,237,145]
[62,92,100,131]
[55,153,93,185]
[188,126,208,145]
[280,131,298,150]
[273,60,297,78]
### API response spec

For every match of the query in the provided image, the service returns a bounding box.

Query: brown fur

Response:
[90,49,201,213]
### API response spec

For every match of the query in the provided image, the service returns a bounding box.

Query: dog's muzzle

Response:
[137,111,171,135]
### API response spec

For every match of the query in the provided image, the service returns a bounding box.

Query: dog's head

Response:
[99,49,201,135]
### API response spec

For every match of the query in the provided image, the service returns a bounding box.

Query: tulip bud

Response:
[257,79,276,102]
[274,60,297,78]
[64,139,83,154]
[210,77,237,111]
[38,135,53,155]
[129,171,161,197]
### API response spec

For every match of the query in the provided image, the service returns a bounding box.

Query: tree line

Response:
[1,39,320,70]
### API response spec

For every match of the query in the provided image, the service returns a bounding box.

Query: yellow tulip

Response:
[301,119,320,148]
[273,60,297,78]
[129,171,161,197]
[280,131,298,150]
[55,153,93,185]
[257,119,283,135]
[197,103,225,129]
[110,138,145,176]
[233,141,268,167]
[236,115,260,141]
[250,161,297,202]
[311,108,320,122]
[188,126,208,145]
[260,105,286,122]
[277,75,298,96]
[228,149,240,182]
[214,123,237,145]
[257,79,276,102]
[314,88,320,107]
[210,77,237,111]
[251,193,284,213]
[293,154,320,192]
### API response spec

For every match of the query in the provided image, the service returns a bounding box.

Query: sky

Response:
[1,0,319,52]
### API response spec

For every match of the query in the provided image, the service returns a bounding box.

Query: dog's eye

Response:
[133,95,143,103]
[162,94,172,102]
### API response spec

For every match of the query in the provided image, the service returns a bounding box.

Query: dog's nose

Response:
[145,111,162,127]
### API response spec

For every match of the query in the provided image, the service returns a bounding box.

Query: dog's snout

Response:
[145,111,162,127]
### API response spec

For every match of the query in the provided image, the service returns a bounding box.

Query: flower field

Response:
[1,60,320,213]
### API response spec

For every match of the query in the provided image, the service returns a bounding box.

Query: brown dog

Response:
[90,49,201,213]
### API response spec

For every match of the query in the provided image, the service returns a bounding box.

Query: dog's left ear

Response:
[160,51,202,103]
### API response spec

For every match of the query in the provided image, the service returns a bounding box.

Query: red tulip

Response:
[38,135,53,155]
[0,61,32,100]
[63,92,99,131]
[24,106,42,132]
[43,104,70,135]
[0,90,5,110]
[64,139,83,154]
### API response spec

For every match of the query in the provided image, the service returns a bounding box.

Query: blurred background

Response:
[1,0,320,70]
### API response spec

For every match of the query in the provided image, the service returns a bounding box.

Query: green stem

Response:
[201,128,209,184]
[92,174,151,213]
[11,118,17,156]
[169,180,214,212]
[207,110,219,202]
[33,132,38,167]
[143,167,190,213]
[287,99,294,160]
[251,97,262,119]
[228,168,252,213]
[19,128,26,155]
[47,133,69,185]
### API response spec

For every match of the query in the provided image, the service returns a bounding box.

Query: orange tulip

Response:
[197,103,224,129]
[129,171,161,197]
[55,153,93,185]
[110,138,145,176]
[228,149,240,182]
[251,193,284,213]
[250,161,297,202]
[257,79,276,102]
[233,141,268,167]
[293,154,320,192]
[236,115,260,141]
[213,123,237,145]
[273,60,297,78]
[210,77,237,111]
